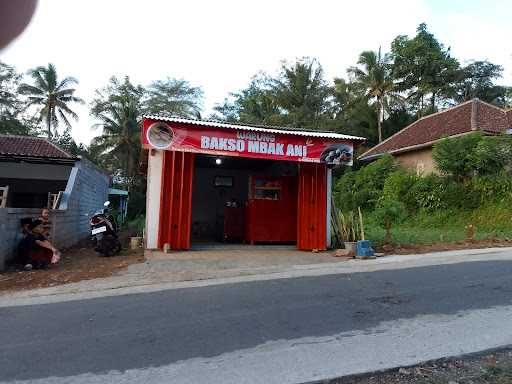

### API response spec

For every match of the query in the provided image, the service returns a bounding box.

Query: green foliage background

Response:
[1,23,511,226]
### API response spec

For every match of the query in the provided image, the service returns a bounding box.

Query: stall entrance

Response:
[191,155,298,247]
[157,151,328,251]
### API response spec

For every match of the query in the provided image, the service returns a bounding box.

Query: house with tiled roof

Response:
[0,135,110,270]
[0,135,77,161]
[359,99,512,174]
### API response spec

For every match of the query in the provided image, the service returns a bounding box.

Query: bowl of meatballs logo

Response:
[320,144,353,167]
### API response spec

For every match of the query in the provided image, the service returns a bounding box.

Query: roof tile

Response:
[476,102,509,133]
[0,135,74,159]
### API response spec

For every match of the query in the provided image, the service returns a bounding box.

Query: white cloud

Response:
[1,0,510,144]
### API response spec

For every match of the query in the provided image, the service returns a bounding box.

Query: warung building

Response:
[142,116,365,252]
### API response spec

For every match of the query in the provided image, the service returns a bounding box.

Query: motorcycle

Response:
[90,201,121,256]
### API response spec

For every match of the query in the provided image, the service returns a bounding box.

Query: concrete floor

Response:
[141,245,347,280]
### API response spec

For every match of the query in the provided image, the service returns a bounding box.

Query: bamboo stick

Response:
[358,206,365,241]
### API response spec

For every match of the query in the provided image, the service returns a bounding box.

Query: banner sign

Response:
[142,119,354,165]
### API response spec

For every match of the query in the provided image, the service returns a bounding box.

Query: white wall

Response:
[145,150,163,249]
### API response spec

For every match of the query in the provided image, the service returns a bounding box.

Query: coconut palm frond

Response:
[18,63,82,138]
[58,109,72,128]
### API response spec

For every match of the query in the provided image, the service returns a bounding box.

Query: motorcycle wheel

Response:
[101,241,112,257]
[115,240,122,254]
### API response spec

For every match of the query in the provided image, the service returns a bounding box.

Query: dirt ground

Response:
[376,238,512,256]
[329,348,512,384]
[0,244,145,292]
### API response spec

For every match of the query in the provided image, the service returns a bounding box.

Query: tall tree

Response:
[272,57,332,129]
[214,58,333,129]
[451,61,510,106]
[0,61,39,136]
[144,78,203,118]
[391,23,459,115]
[18,63,84,138]
[213,74,283,125]
[0,61,20,114]
[348,49,400,142]
[54,127,89,157]
[90,76,143,180]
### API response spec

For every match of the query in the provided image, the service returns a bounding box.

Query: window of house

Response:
[416,162,425,176]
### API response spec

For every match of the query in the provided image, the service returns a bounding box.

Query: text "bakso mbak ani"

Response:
[200,131,308,157]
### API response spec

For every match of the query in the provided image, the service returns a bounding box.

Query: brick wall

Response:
[0,208,41,270]
[0,158,109,270]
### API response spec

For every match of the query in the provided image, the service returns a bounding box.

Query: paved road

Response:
[2,259,512,383]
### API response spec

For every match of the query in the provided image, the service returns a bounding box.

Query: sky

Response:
[1,0,511,144]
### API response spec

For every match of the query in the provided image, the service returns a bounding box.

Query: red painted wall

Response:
[245,176,298,243]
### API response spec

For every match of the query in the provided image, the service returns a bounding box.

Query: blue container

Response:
[356,240,375,258]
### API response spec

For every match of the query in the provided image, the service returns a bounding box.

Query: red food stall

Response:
[142,116,365,251]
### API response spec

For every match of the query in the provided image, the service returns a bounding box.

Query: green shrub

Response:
[333,170,357,211]
[433,133,512,180]
[126,214,145,235]
[432,132,483,180]
[470,135,512,176]
[334,154,395,211]
[374,199,406,244]
[470,176,512,204]
[382,168,418,210]
[442,179,480,210]
[407,174,447,210]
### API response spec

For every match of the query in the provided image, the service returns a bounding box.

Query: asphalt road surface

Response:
[2,260,512,383]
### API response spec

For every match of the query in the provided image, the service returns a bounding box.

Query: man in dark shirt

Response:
[19,219,61,269]
[17,218,34,270]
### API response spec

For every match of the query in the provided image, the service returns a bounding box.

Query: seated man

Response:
[17,217,34,270]
[25,219,61,268]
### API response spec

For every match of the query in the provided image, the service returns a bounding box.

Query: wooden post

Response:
[0,186,8,208]
[358,206,365,241]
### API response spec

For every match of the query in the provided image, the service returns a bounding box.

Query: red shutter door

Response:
[297,163,327,250]
[158,151,195,250]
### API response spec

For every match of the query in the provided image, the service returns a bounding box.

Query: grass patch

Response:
[364,202,512,246]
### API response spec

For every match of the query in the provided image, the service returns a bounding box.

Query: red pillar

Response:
[158,151,195,250]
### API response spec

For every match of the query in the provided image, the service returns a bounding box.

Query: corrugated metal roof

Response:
[143,115,366,141]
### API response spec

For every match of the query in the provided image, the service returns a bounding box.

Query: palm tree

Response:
[18,63,83,138]
[0,62,18,113]
[144,78,203,118]
[273,57,331,129]
[92,95,141,179]
[348,49,400,143]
